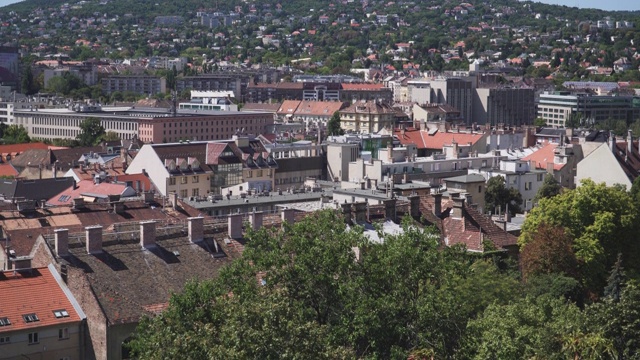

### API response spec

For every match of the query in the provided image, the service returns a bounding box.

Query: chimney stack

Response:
[409,195,421,218]
[353,202,367,223]
[228,214,243,239]
[85,225,103,254]
[281,208,296,228]
[432,193,442,217]
[628,130,633,155]
[188,217,204,243]
[451,197,465,219]
[249,211,264,231]
[609,132,616,153]
[54,228,69,257]
[383,198,397,221]
[341,202,352,224]
[139,221,156,248]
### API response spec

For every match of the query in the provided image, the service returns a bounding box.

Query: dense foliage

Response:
[129,204,640,359]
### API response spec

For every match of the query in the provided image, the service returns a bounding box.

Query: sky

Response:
[532,0,639,11]
[0,0,21,8]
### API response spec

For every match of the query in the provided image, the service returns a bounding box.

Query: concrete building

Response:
[101,75,167,96]
[13,106,273,143]
[430,78,473,125]
[43,63,98,88]
[473,87,535,126]
[176,75,244,99]
[443,173,487,212]
[537,92,637,127]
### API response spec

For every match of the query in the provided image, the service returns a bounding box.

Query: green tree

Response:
[21,65,37,95]
[533,117,547,127]
[101,131,120,142]
[484,176,523,215]
[2,124,30,144]
[535,174,561,201]
[520,179,640,293]
[77,117,105,146]
[464,295,585,360]
[327,111,344,136]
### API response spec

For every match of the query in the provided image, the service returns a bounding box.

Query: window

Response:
[181,177,187,184]
[247,170,252,178]
[525,181,532,191]
[192,188,199,197]
[53,310,69,318]
[537,173,544,181]
[59,328,69,340]
[478,186,482,193]
[180,189,188,198]
[0,336,9,344]
[0,317,10,326]
[23,313,39,323]
[169,177,176,186]
[28,332,38,344]
[192,176,199,183]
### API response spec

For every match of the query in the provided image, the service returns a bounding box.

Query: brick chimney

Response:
[188,217,204,243]
[628,130,633,155]
[228,214,242,239]
[139,221,156,248]
[54,228,69,257]
[408,195,421,218]
[249,211,264,231]
[341,202,352,224]
[432,193,442,217]
[451,197,465,219]
[353,202,367,223]
[85,225,103,254]
[281,208,295,227]
[383,198,397,220]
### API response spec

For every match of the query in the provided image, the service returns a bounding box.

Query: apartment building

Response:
[339,100,396,134]
[537,91,637,127]
[473,87,535,126]
[0,265,86,360]
[101,75,167,96]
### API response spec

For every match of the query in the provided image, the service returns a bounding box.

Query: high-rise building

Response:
[430,78,473,125]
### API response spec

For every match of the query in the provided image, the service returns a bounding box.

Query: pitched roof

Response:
[294,101,348,117]
[47,180,132,206]
[242,103,281,112]
[0,163,18,177]
[340,101,396,115]
[277,100,301,115]
[443,203,517,252]
[341,83,386,91]
[0,266,84,333]
[52,146,103,169]
[612,141,640,182]
[60,229,235,325]
[0,142,51,156]
[10,149,51,169]
[151,143,213,172]
[522,143,565,171]
[394,128,484,150]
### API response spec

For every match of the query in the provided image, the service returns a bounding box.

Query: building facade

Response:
[101,75,167,96]
[537,92,637,127]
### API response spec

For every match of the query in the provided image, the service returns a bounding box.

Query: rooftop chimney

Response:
[609,132,616,153]
[188,217,204,243]
[249,211,264,231]
[340,203,352,224]
[281,208,295,228]
[433,193,442,217]
[451,197,465,219]
[353,202,367,223]
[628,130,633,155]
[228,214,242,239]
[85,225,103,254]
[383,198,397,221]
[409,195,421,218]
[140,221,156,248]
[54,228,69,257]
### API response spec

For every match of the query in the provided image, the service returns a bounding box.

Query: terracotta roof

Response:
[10,149,51,169]
[293,101,348,117]
[47,180,132,206]
[394,128,484,150]
[0,163,18,177]
[443,203,517,252]
[340,83,386,91]
[0,266,83,333]
[522,143,564,171]
[242,103,281,112]
[0,142,51,155]
[277,100,301,115]
[340,101,396,115]
[151,143,213,172]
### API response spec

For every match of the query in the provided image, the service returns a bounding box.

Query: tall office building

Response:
[430,78,473,125]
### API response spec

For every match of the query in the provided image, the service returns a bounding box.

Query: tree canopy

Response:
[327,111,344,137]
[484,176,523,216]
[76,117,106,146]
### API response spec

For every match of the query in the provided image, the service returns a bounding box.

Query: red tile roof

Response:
[47,180,130,206]
[522,143,565,171]
[0,266,83,333]
[0,163,18,177]
[340,83,385,91]
[443,204,517,252]
[394,128,484,150]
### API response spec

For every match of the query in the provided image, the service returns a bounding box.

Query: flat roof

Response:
[182,189,329,210]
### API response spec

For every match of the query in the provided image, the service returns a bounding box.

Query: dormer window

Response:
[53,310,69,318]
[22,313,39,323]
[0,317,10,326]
